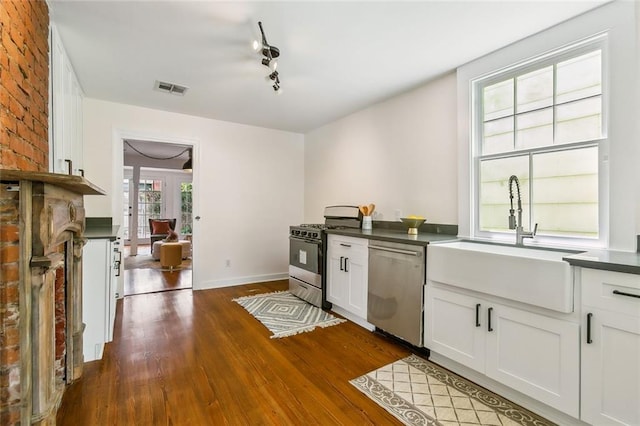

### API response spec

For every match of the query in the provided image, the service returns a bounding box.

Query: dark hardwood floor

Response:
[124,268,192,296]
[57,280,412,425]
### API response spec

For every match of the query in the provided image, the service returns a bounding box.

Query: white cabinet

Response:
[49,24,84,175]
[326,235,368,320]
[581,269,640,426]
[82,239,118,362]
[426,285,579,417]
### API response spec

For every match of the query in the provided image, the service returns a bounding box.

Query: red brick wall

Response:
[0,186,21,425]
[0,0,49,172]
[1,1,50,422]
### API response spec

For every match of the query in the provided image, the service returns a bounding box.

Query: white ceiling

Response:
[49,0,609,133]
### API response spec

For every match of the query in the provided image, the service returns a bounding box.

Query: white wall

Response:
[457,0,638,251]
[82,98,304,290]
[304,72,458,224]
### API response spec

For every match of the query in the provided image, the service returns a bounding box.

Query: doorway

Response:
[121,139,194,296]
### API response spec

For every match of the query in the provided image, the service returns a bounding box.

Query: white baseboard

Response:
[195,272,288,290]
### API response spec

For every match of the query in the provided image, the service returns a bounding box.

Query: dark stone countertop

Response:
[327,223,640,275]
[564,249,640,275]
[84,217,120,241]
[324,226,458,247]
[84,225,120,241]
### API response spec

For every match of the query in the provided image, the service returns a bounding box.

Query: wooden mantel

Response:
[0,170,106,195]
[0,170,105,425]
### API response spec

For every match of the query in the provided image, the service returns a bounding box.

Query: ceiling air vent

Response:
[154,80,189,96]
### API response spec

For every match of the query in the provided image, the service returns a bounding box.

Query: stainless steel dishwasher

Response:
[367,240,425,346]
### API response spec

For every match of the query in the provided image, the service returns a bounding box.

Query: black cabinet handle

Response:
[487,307,493,332]
[339,256,344,271]
[340,243,351,248]
[64,159,73,175]
[345,257,349,273]
[613,290,640,299]
[475,304,481,327]
[587,312,593,344]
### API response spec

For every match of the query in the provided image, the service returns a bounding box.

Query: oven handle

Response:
[289,236,322,245]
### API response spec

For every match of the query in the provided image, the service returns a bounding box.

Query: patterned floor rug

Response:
[233,291,346,338]
[351,354,554,426]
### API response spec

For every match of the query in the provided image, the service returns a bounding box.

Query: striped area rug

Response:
[233,291,346,338]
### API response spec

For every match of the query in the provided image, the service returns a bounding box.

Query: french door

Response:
[122,171,166,244]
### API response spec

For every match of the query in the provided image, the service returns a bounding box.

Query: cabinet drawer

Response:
[328,235,368,257]
[582,268,640,316]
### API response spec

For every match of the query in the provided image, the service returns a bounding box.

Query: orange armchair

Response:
[149,218,176,245]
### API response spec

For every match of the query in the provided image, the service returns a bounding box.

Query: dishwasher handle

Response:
[369,245,422,257]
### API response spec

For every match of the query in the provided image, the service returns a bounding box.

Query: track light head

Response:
[262,57,278,71]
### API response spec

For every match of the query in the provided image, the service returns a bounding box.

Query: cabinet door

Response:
[425,287,485,372]
[82,239,110,361]
[326,249,348,306]
[581,307,640,426]
[485,303,579,417]
[344,254,367,319]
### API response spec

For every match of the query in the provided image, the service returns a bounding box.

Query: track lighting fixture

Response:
[253,21,282,94]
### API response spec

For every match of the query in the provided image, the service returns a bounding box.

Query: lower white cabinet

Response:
[326,235,368,320]
[581,269,640,426]
[426,285,579,417]
[82,238,118,362]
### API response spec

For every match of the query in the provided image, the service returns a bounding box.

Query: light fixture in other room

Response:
[182,149,193,172]
[253,21,282,94]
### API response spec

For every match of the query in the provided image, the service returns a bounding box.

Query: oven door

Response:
[289,237,320,274]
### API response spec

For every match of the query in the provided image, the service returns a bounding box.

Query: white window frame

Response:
[470,34,609,248]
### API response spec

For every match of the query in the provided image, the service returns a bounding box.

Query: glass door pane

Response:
[122,178,130,240]
[180,182,193,237]
[138,179,164,239]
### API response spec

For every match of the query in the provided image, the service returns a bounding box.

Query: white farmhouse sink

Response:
[427,241,577,313]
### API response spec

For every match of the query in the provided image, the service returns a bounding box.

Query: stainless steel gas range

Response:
[288,206,362,308]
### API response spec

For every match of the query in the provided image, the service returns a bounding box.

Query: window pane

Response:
[483,79,513,121]
[517,66,553,113]
[479,156,529,232]
[556,50,601,104]
[556,96,602,144]
[180,182,193,235]
[137,179,163,239]
[532,147,598,237]
[483,117,513,155]
[122,179,130,240]
[516,108,553,149]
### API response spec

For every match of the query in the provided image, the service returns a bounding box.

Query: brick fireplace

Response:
[0,172,104,424]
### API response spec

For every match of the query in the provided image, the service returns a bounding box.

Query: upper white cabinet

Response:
[49,24,83,175]
[581,268,640,426]
[326,235,368,320]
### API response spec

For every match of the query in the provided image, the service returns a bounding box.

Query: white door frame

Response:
[112,129,200,296]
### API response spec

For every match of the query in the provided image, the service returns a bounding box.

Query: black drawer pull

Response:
[586,312,593,344]
[487,307,493,332]
[613,290,640,299]
[340,243,351,248]
[475,303,481,327]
